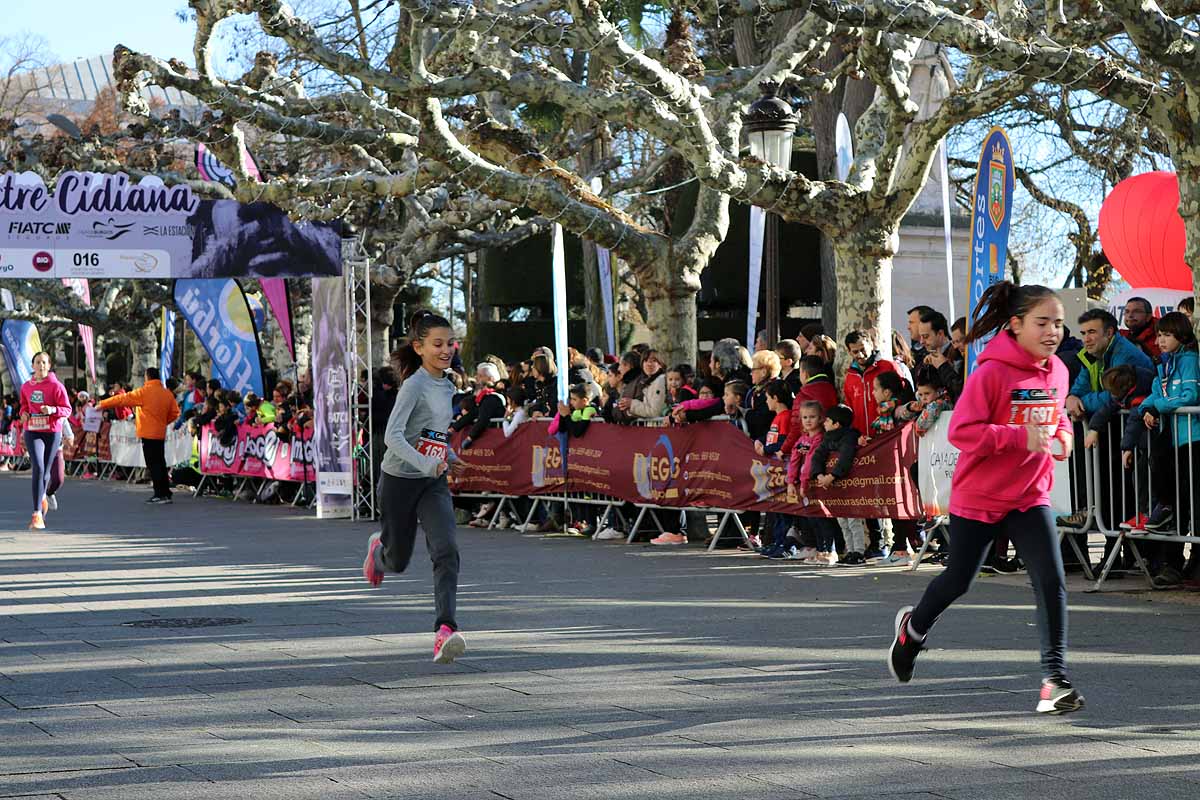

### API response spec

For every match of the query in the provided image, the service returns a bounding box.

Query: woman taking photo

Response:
[19,351,71,530]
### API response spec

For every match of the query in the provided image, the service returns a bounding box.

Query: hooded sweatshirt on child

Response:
[948,331,1070,521]
[19,374,72,434]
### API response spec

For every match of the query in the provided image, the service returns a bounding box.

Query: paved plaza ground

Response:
[2,474,1200,799]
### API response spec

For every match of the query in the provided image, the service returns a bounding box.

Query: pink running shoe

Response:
[363,532,384,587]
[650,532,687,545]
[433,625,466,664]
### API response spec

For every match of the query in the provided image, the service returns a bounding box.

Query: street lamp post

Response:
[744,81,797,350]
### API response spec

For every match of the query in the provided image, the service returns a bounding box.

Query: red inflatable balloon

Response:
[1098,172,1189,290]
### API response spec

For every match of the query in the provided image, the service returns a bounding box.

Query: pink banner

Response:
[259,279,294,361]
[62,278,95,384]
[199,423,314,482]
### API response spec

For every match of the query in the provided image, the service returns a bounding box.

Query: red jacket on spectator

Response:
[1123,324,1160,361]
[843,354,898,436]
[761,407,791,457]
[780,374,838,458]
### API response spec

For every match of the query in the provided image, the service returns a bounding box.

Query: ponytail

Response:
[965,281,1058,345]
[391,309,452,380]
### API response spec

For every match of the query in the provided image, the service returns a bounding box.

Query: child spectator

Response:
[1084,365,1152,452]
[755,379,795,558]
[899,365,954,438]
[214,395,239,448]
[454,362,506,450]
[1122,312,1200,588]
[723,380,749,433]
[809,404,865,564]
[787,401,840,565]
[550,385,601,538]
[868,371,913,440]
[671,378,723,425]
[501,386,530,438]
[666,364,697,409]
[775,339,803,395]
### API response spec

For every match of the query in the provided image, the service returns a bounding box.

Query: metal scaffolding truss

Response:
[343,237,375,521]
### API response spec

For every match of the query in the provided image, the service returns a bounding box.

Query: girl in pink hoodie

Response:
[887,282,1084,716]
[19,352,72,530]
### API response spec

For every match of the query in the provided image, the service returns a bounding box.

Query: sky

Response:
[7,1,216,67]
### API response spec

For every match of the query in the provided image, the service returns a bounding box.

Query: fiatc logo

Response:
[633,434,679,500]
[531,436,566,488]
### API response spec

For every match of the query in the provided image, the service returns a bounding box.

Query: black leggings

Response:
[909,506,1068,681]
[24,430,61,514]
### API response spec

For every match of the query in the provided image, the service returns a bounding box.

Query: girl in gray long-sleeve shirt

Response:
[363,310,468,665]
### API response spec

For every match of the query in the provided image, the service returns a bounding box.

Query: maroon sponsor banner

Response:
[449,421,919,519]
[199,423,314,481]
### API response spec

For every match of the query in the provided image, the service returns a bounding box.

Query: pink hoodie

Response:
[787,429,824,486]
[948,331,1070,521]
[20,374,72,434]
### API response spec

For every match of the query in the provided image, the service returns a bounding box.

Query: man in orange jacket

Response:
[98,367,181,504]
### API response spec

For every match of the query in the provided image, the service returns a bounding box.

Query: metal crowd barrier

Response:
[1065,406,1200,590]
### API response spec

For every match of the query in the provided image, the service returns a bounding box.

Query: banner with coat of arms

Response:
[965,127,1014,374]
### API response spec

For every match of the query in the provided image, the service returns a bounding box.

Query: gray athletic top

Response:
[380,367,458,479]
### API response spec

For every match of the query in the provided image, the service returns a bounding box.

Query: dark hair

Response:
[620,350,643,371]
[187,370,204,383]
[765,378,793,408]
[668,363,694,381]
[799,322,823,342]
[844,329,869,347]
[798,355,827,376]
[531,353,557,380]
[965,281,1059,345]
[568,383,589,400]
[1077,308,1118,334]
[208,378,222,392]
[874,371,914,403]
[700,377,723,396]
[166,377,180,392]
[145,366,160,380]
[826,404,853,428]
[31,350,50,365]
[393,309,452,380]
[919,310,949,335]
[376,366,397,388]
[606,362,622,376]
[1155,311,1197,349]
[586,347,604,364]
[1178,297,1195,315]
[244,392,260,406]
[914,364,943,391]
[774,339,802,363]
[1101,365,1137,397]
[907,305,935,317]
[506,385,528,406]
[1126,296,1153,315]
[951,316,967,335]
[724,380,749,400]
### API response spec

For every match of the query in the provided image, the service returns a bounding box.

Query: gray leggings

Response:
[377,472,460,632]
[24,430,62,514]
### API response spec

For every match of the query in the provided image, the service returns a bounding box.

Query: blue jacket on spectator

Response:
[1070,333,1154,415]
[1138,348,1200,447]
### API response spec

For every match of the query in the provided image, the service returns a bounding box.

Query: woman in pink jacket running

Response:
[887,282,1084,715]
[19,352,72,530]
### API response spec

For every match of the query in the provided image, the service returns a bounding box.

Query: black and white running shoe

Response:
[1037,678,1085,715]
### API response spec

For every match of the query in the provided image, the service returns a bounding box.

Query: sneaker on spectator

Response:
[1055,510,1091,530]
[1119,513,1149,532]
[494,512,513,529]
[994,558,1023,574]
[468,517,490,528]
[788,547,818,560]
[781,545,799,560]
[593,527,625,541]
[650,532,687,546]
[472,502,495,521]
[737,535,762,551]
[1151,564,1184,590]
[841,551,865,565]
[864,547,886,560]
[888,606,924,683]
[886,551,912,567]
[1036,678,1084,715]
[433,625,466,664]
[1144,504,1176,532]
[805,551,838,566]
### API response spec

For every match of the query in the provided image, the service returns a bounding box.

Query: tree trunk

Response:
[640,258,700,370]
[370,277,401,369]
[131,326,159,379]
[1178,163,1200,335]
[832,229,895,372]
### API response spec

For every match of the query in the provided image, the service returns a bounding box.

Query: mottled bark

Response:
[641,261,700,371]
[833,228,895,367]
